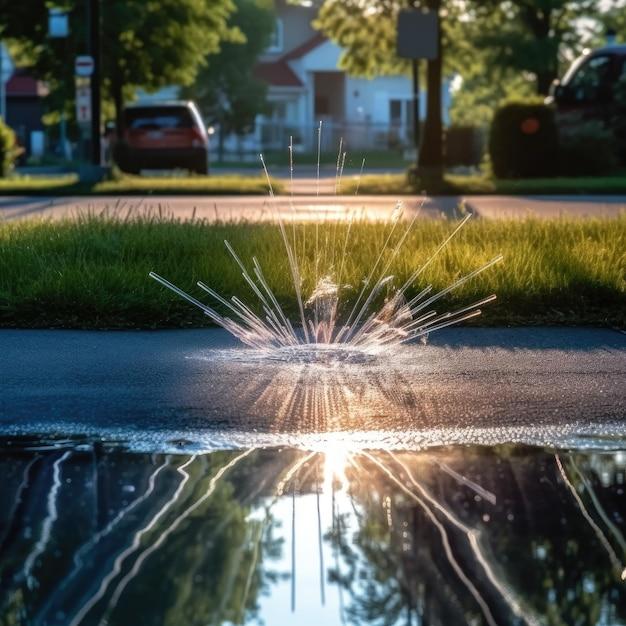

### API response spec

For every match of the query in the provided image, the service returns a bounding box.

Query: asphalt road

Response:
[1,327,624,451]
[0,193,624,222]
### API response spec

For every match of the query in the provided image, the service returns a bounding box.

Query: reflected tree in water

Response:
[325,449,626,626]
[1,443,625,626]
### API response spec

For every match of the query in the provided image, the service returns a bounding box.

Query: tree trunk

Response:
[418,0,443,176]
[519,6,557,95]
[218,121,225,163]
[112,79,124,138]
[537,70,556,96]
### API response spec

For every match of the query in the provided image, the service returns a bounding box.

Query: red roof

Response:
[254,61,303,87]
[6,70,49,97]
[254,33,327,88]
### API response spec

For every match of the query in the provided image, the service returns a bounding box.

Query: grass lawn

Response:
[0,173,282,195]
[0,215,623,329]
[0,174,82,193]
[343,172,626,195]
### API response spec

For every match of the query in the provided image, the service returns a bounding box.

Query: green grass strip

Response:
[344,173,626,195]
[0,174,282,196]
[0,215,624,328]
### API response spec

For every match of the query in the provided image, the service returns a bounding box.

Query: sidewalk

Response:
[465,195,626,219]
[0,194,624,221]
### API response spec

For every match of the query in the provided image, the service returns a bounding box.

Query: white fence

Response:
[212,120,415,158]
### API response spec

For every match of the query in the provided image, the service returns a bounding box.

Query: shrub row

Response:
[0,119,21,177]
[488,100,617,178]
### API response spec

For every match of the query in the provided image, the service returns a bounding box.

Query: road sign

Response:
[75,55,94,77]
[0,43,13,82]
[49,8,69,38]
[76,84,92,123]
[396,10,439,60]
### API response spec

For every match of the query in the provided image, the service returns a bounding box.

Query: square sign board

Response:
[397,9,439,60]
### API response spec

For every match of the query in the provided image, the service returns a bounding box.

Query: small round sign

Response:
[75,55,94,77]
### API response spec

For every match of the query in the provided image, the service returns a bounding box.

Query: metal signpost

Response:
[75,56,94,163]
[0,43,14,121]
[396,9,439,158]
[86,0,102,167]
[75,81,92,125]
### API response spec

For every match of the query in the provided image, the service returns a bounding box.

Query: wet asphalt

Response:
[0,327,624,450]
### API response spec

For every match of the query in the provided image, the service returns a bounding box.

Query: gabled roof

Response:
[6,69,49,98]
[255,33,327,88]
[254,60,303,88]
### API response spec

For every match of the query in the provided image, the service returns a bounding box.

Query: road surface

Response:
[1,327,624,451]
[0,193,624,222]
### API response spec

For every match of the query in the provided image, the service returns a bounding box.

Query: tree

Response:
[472,0,598,95]
[183,0,275,161]
[315,0,482,174]
[313,0,608,173]
[314,0,471,174]
[0,0,239,133]
[599,1,626,44]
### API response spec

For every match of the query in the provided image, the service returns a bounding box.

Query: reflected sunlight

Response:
[322,442,350,492]
[2,441,626,625]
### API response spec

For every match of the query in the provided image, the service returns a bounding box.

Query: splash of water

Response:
[149,135,502,356]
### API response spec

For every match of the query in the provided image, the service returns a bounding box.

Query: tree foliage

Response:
[0,0,239,131]
[314,0,609,128]
[472,0,598,94]
[183,0,275,154]
[314,0,469,77]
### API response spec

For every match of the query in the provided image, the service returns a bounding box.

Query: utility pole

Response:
[86,0,101,166]
[411,59,420,159]
[410,0,420,161]
[0,43,5,121]
[0,42,13,122]
[418,0,443,177]
[396,7,438,172]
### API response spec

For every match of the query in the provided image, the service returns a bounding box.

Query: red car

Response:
[115,101,209,174]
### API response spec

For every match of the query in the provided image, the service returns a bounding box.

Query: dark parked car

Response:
[547,45,626,123]
[115,101,209,174]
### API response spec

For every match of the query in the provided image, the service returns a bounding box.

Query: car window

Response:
[567,55,613,102]
[125,107,194,130]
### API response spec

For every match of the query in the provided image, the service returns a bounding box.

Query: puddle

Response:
[1,437,625,625]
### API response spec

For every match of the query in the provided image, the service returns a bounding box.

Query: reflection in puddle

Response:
[1,440,625,625]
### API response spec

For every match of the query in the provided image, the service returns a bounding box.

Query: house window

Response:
[267,18,284,53]
[389,100,402,124]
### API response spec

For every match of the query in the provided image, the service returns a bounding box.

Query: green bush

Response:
[488,100,559,178]
[558,120,618,176]
[0,119,22,177]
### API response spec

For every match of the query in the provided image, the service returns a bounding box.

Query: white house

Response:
[240,0,450,154]
[202,0,452,157]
